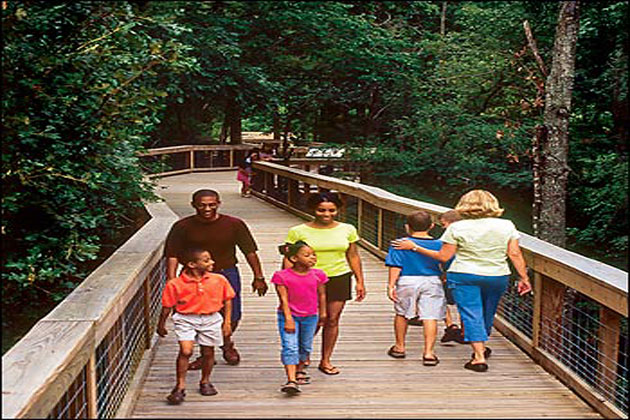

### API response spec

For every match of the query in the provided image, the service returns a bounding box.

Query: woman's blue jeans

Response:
[277,312,319,366]
[447,272,509,342]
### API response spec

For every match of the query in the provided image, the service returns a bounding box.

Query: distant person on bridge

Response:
[392,190,531,372]
[157,248,235,404]
[164,189,268,368]
[283,192,366,376]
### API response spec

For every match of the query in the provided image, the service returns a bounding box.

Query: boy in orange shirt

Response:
[158,248,235,405]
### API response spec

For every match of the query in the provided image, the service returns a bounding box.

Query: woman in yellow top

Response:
[284,192,366,375]
[393,190,531,372]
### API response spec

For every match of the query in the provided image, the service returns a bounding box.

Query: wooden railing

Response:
[138,144,255,177]
[1,199,178,419]
[250,160,628,419]
[3,146,626,418]
[1,145,247,419]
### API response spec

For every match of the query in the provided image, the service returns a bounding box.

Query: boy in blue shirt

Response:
[385,211,447,366]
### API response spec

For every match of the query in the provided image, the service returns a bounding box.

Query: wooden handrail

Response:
[1,199,178,418]
[252,161,627,312]
[138,144,255,157]
[251,159,628,419]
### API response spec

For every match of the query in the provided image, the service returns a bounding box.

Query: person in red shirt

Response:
[158,248,235,405]
[164,189,268,367]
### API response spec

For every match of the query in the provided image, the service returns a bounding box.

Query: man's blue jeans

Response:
[448,272,509,342]
[277,312,319,366]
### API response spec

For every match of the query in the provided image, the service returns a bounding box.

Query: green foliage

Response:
[1,1,193,308]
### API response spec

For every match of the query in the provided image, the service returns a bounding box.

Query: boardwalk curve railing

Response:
[2,145,627,419]
[249,160,628,419]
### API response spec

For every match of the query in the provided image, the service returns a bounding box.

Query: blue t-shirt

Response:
[385,237,446,276]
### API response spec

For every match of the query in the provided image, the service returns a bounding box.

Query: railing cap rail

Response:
[254,161,628,307]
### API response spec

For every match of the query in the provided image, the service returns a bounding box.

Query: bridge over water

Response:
[3,146,627,419]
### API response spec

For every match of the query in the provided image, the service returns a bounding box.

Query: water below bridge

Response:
[129,171,600,418]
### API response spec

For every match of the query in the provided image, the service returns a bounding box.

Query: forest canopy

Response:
[2,1,627,324]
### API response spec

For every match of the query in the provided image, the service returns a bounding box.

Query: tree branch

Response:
[523,20,548,78]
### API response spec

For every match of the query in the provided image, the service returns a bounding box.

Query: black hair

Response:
[278,240,310,259]
[192,189,220,203]
[406,210,432,232]
[306,191,342,211]
[180,248,209,266]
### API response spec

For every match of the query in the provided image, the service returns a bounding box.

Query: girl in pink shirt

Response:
[272,241,328,395]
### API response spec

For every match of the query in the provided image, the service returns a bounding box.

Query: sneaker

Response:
[440,324,464,343]
[222,342,240,365]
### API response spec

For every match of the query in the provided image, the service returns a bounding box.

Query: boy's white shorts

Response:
[394,275,446,320]
[172,312,223,347]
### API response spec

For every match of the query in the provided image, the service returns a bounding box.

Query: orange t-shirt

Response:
[162,272,235,314]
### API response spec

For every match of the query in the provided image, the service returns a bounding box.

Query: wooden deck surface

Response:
[130,171,600,418]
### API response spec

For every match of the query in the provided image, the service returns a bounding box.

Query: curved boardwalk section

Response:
[131,172,599,418]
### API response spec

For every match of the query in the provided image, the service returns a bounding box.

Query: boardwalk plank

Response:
[129,172,600,419]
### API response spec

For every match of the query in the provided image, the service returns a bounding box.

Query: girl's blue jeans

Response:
[277,312,319,366]
[447,272,509,342]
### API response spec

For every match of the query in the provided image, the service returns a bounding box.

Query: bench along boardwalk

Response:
[130,172,599,418]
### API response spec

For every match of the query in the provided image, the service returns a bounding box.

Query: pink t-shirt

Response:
[271,268,328,316]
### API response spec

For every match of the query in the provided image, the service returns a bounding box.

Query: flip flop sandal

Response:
[464,360,489,372]
[387,345,406,359]
[422,355,440,366]
[296,371,311,385]
[281,380,301,395]
[318,365,340,375]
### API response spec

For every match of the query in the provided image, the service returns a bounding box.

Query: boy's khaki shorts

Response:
[394,275,446,320]
[172,312,223,347]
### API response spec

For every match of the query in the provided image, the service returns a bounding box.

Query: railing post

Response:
[531,272,543,348]
[377,208,383,249]
[357,199,363,237]
[189,149,195,171]
[539,276,565,353]
[597,307,621,393]
[229,149,234,167]
[143,278,151,350]
[86,354,98,419]
[288,179,298,209]
[264,171,272,194]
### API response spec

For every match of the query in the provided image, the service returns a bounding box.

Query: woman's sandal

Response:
[422,355,440,366]
[296,370,311,385]
[470,347,492,360]
[281,380,301,395]
[318,364,340,375]
[464,360,489,372]
[387,345,406,359]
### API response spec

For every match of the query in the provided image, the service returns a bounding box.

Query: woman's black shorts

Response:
[325,272,353,301]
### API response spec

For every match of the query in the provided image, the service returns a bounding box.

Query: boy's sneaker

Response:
[440,324,464,343]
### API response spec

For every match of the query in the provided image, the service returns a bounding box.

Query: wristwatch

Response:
[412,246,420,253]
[253,276,266,281]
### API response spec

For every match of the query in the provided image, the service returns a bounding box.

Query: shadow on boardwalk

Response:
[130,172,599,419]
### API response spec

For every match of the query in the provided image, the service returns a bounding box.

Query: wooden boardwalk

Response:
[130,172,600,418]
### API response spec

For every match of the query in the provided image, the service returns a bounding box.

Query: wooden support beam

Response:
[597,307,621,395]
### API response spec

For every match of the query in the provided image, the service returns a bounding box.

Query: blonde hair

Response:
[455,190,504,219]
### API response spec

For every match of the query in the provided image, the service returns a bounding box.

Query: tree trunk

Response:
[440,2,447,37]
[219,109,229,144]
[273,111,281,141]
[538,1,579,248]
